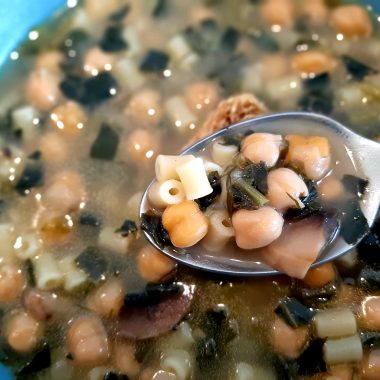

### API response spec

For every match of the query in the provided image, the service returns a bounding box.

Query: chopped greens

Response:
[228,177,269,212]
[196,171,222,210]
[109,5,130,22]
[140,49,169,72]
[342,174,368,196]
[284,181,322,221]
[17,343,51,377]
[75,246,108,283]
[60,72,118,107]
[99,25,128,52]
[342,55,377,80]
[115,219,138,237]
[274,297,315,328]
[240,161,268,194]
[90,123,119,161]
[340,197,370,245]
[15,160,44,195]
[153,0,169,18]
[140,211,172,249]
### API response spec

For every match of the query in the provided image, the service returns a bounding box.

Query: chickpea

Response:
[241,133,282,168]
[112,341,140,378]
[86,278,124,318]
[190,5,215,25]
[303,262,336,288]
[25,69,61,112]
[261,0,294,28]
[67,316,110,366]
[37,210,74,246]
[39,132,68,165]
[267,168,309,212]
[285,135,331,180]
[137,245,176,283]
[327,365,354,380]
[42,171,85,214]
[361,349,380,380]
[184,81,219,115]
[270,317,308,359]
[50,101,87,136]
[35,51,63,73]
[359,296,380,330]
[120,129,160,164]
[260,54,290,81]
[5,310,43,352]
[292,51,336,76]
[84,0,121,21]
[331,5,372,39]
[162,201,208,248]
[124,89,162,126]
[318,176,345,201]
[0,265,25,303]
[302,0,328,25]
[24,289,74,323]
[83,47,115,75]
[232,207,284,250]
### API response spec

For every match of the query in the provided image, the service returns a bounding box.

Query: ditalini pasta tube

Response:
[202,159,223,176]
[323,334,363,365]
[161,349,192,380]
[33,253,64,291]
[148,179,186,208]
[13,233,41,260]
[59,256,88,292]
[202,210,234,252]
[212,141,238,167]
[164,96,197,131]
[155,155,195,182]
[176,157,213,200]
[314,308,357,338]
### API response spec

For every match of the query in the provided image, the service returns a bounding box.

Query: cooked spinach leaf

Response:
[75,246,108,282]
[196,171,222,210]
[115,219,138,237]
[342,174,368,196]
[140,211,172,249]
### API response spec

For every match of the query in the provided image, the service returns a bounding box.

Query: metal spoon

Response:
[140,112,380,276]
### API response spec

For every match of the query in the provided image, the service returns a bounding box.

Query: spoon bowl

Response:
[140,112,380,276]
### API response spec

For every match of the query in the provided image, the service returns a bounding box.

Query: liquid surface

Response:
[0,0,379,379]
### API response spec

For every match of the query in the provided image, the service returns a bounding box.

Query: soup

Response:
[0,0,379,379]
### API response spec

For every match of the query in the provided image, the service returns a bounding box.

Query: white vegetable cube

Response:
[176,157,213,200]
[155,155,195,182]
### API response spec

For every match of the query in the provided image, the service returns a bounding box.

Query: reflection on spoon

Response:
[139,112,380,277]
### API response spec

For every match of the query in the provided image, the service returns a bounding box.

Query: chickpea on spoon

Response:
[140,112,380,278]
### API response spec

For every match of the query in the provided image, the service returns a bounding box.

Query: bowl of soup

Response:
[0,0,379,379]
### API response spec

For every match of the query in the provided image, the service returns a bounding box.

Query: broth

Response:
[0,0,378,379]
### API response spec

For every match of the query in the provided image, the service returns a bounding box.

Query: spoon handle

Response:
[355,136,380,223]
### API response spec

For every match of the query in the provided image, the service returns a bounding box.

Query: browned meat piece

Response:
[187,93,267,146]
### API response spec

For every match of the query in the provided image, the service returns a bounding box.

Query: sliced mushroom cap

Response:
[117,283,194,340]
